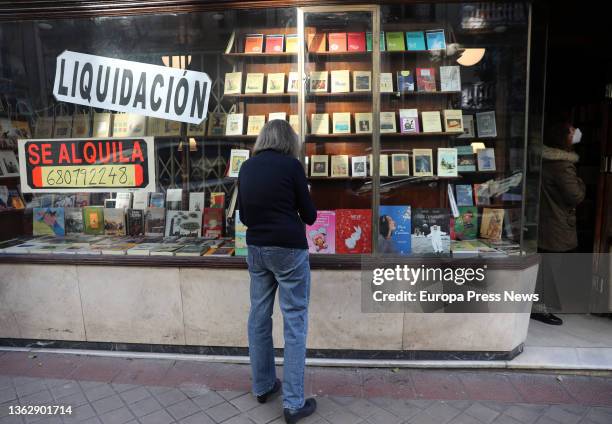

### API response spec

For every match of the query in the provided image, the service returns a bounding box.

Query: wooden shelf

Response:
[224,93,296,100]
[382,91,462,97]
[382,49,450,56]
[309,176,370,181]
[308,51,372,59]
[307,92,371,99]
[223,52,296,62]
[382,132,461,138]
[306,133,371,140]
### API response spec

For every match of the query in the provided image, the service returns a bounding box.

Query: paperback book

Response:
[103,208,126,236]
[64,208,84,234]
[224,72,242,95]
[228,149,250,178]
[480,208,505,240]
[330,155,349,178]
[454,206,478,240]
[411,208,451,255]
[355,112,372,134]
[330,70,350,93]
[416,68,437,92]
[328,32,347,52]
[332,112,351,134]
[126,209,145,236]
[353,71,372,92]
[457,146,476,172]
[245,73,265,94]
[234,211,247,256]
[33,207,65,236]
[166,188,183,210]
[412,149,433,177]
[347,32,366,52]
[391,153,410,176]
[203,208,224,238]
[455,184,474,206]
[83,207,105,235]
[405,31,426,50]
[399,109,419,133]
[439,66,461,92]
[437,148,458,177]
[144,207,166,236]
[379,206,411,255]
[306,210,336,254]
[397,70,415,93]
[165,211,203,237]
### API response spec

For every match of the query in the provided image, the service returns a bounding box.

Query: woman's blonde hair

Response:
[253,119,300,158]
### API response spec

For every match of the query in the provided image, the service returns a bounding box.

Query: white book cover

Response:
[380,154,389,176]
[353,71,372,92]
[92,113,111,137]
[380,73,394,93]
[289,115,299,133]
[287,72,299,93]
[399,109,419,133]
[268,112,287,121]
[228,149,250,177]
[132,192,149,210]
[443,109,464,133]
[351,156,367,177]
[330,155,349,178]
[332,112,351,134]
[310,155,329,177]
[330,70,350,93]
[437,148,458,177]
[266,73,285,94]
[439,66,461,92]
[115,192,132,209]
[126,114,146,136]
[246,115,266,135]
[224,72,242,95]
[355,112,372,134]
[310,71,328,93]
[311,113,329,134]
[165,211,202,237]
[245,73,265,94]
[166,188,183,210]
[380,111,397,133]
[421,111,442,133]
[189,192,205,211]
[225,113,244,135]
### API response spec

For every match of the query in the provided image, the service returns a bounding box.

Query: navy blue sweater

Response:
[238,150,317,249]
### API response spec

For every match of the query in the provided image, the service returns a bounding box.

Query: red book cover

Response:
[265,34,285,53]
[244,34,264,53]
[203,208,224,238]
[335,209,372,254]
[210,192,225,208]
[416,68,437,92]
[328,32,347,52]
[347,32,366,52]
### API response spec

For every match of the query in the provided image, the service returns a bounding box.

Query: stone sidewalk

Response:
[1,351,612,424]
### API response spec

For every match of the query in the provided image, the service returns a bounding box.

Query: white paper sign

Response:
[53,51,211,124]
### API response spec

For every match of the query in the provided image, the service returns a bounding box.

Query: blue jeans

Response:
[247,245,310,411]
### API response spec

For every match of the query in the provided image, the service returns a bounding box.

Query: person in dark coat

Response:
[532,121,586,325]
[238,119,318,423]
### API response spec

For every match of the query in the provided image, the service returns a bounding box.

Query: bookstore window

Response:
[0,2,536,260]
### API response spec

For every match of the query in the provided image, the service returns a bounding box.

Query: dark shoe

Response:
[530,313,563,325]
[284,398,317,424]
[256,378,281,403]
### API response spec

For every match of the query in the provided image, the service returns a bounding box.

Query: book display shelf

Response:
[0,2,535,262]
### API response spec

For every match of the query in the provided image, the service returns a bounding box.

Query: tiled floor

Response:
[1,351,612,423]
[526,315,612,348]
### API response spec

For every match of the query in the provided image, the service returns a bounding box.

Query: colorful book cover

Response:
[416,68,437,92]
[399,109,419,133]
[244,34,264,53]
[347,32,366,51]
[457,146,476,172]
[405,31,426,50]
[480,208,505,240]
[203,208,224,238]
[103,208,126,236]
[385,32,406,51]
[265,34,285,53]
[335,209,372,254]
[33,207,65,237]
[379,206,411,255]
[307,32,326,52]
[306,211,336,254]
[328,32,347,52]
[234,211,247,256]
[366,32,386,51]
[126,209,144,236]
[211,192,226,208]
[83,206,104,235]
[454,206,478,240]
[285,34,298,53]
[426,30,446,50]
[411,208,451,255]
[455,184,474,206]
[397,70,415,93]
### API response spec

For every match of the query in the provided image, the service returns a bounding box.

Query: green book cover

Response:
[454,206,478,240]
[386,32,405,51]
[366,32,386,52]
[83,207,105,235]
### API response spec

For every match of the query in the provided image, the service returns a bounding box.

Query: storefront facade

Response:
[0,1,546,359]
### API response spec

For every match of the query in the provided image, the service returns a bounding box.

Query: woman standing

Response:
[238,119,317,423]
[533,121,586,325]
